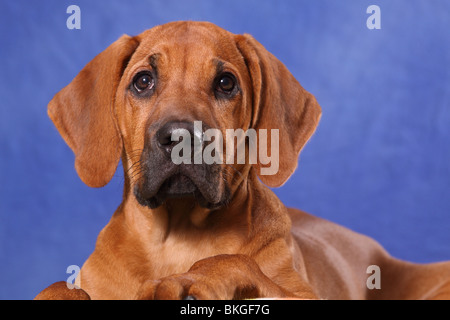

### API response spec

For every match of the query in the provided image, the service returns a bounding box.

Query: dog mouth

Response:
[133,169,230,210]
[133,119,232,211]
[158,173,197,197]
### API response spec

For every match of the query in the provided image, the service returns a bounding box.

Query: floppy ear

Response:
[48,35,140,188]
[235,34,321,187]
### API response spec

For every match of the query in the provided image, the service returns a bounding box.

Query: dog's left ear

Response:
[48,35,140,188]
[235,34,321,187]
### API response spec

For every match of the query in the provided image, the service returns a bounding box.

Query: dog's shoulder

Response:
[287,207,382,250]
[287,208,389,298]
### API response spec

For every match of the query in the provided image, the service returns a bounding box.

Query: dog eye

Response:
[133,72,155,93]
[216,73,236,95]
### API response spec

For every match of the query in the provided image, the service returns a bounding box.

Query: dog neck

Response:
[79,169,294,293]
[118,168,290,244]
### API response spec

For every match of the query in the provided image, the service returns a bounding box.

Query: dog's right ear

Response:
[48,35,140,188]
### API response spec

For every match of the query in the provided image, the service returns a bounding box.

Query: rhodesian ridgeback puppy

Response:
[35,21,450,300]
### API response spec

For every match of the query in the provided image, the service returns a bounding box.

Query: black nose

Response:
[155,121,201,157]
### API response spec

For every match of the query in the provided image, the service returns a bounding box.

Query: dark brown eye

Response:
[133,72,154,93]
[216,74,236,94]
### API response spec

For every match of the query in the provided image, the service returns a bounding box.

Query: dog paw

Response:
[135,273,223,300]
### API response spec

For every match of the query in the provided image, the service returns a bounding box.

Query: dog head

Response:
[48,21,321,210]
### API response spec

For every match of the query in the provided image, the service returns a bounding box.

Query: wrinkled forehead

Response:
[127,21,244,73]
